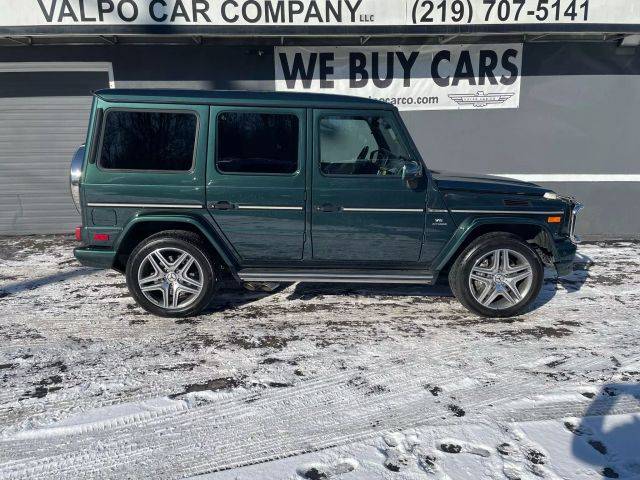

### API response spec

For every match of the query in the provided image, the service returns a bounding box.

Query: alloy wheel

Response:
[468,248,534,310]
[137,247,204,310]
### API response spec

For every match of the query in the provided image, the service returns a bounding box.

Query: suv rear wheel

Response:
[449,233,543,317]
[126,231,217,318]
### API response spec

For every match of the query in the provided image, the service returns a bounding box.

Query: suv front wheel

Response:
[449,233,544,317]
[126,231,217,318]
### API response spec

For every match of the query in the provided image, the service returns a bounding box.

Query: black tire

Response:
[125,231,217,318]
[448,233,544,318]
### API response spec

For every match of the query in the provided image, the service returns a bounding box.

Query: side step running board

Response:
[238,269,434,284]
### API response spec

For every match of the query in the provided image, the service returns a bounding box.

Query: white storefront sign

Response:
[0,0,638,27]
[275,44,523,111]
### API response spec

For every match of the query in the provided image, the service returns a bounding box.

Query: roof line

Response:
[93,88,394,109]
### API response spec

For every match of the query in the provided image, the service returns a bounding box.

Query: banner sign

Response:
[0,0,638,28]
[275,44,523,111]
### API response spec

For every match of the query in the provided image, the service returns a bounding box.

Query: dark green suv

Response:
[70,89,582,318]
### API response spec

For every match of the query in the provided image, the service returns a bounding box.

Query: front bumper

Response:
[551,198,583,276]
[553,238,578,276]
[74,246,116,269]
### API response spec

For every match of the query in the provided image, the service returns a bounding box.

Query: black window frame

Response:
[214,110,301,177]
[317,113,414,179]
[96,107,200,174]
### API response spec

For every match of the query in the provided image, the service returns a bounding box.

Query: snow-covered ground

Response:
[0,236,639,480]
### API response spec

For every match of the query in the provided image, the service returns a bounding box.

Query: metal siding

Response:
[0,72,109,235]
[400,42,640,176]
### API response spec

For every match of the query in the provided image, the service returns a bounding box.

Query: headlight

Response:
[70,145,85,214]
[543,192,559,200]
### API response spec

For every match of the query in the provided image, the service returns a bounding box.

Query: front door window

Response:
[319,115,412,176]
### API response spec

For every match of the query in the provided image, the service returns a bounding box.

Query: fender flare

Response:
[432,216,557,272]
[115,213,239,276]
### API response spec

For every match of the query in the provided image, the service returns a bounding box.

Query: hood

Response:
[430,171,549,196]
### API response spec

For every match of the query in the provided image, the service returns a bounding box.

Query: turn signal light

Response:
[93,233,110,241]
[75,226,82,241]
[547,216,562,224]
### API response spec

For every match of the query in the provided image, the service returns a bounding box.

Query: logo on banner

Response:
[448,91,515,108]
[275,44,523,111]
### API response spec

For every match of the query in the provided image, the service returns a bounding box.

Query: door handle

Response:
[315,203,342,213]
[209,201,236,211]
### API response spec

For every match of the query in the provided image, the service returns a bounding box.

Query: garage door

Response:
[0,69,110,235]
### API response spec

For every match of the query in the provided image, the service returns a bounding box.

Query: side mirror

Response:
[402,161,424,182]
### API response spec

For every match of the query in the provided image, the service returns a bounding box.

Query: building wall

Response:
[0,42,638,237]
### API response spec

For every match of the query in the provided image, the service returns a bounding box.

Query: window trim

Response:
[96,107,200,174]
[317,112,413,179]
[214,110,301,177]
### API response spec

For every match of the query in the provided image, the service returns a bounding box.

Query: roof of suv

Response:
[94,88,395,110]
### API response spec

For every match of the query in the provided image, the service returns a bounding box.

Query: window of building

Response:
[216,112,299,174]
[99,110,197,171]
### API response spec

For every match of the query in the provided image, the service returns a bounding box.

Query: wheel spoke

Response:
[176,283,199,296]
[507,281,523,302]
[169,252,190,272]
[470,272,492,286]
[161,284,170,308]
[176,257,195,276]
[151,250,171,272]
[500,287,519,306]
[472,252,498,275]
[140,280,164,292]
[490,250,501,272]
[506,263,530,274]
[171,285,181,308]
[179,274,202,289]
[507,269,532,284]
[146,254,165,276]
[471,267,492,276]
[476,283,495,305]
[500,249,510,272]
[139,272,162,286]
[481,288,500,307]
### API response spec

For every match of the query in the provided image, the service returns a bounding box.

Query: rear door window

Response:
[98,110,197,171]
[216,111,299,175]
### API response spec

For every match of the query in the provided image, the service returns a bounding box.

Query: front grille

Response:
[503,199,531,207]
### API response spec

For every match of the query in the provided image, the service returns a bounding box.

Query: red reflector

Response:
[93,233,110,241]
[75,227,82,241]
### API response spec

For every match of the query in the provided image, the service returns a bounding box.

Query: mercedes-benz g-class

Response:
[71,89,582,318]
